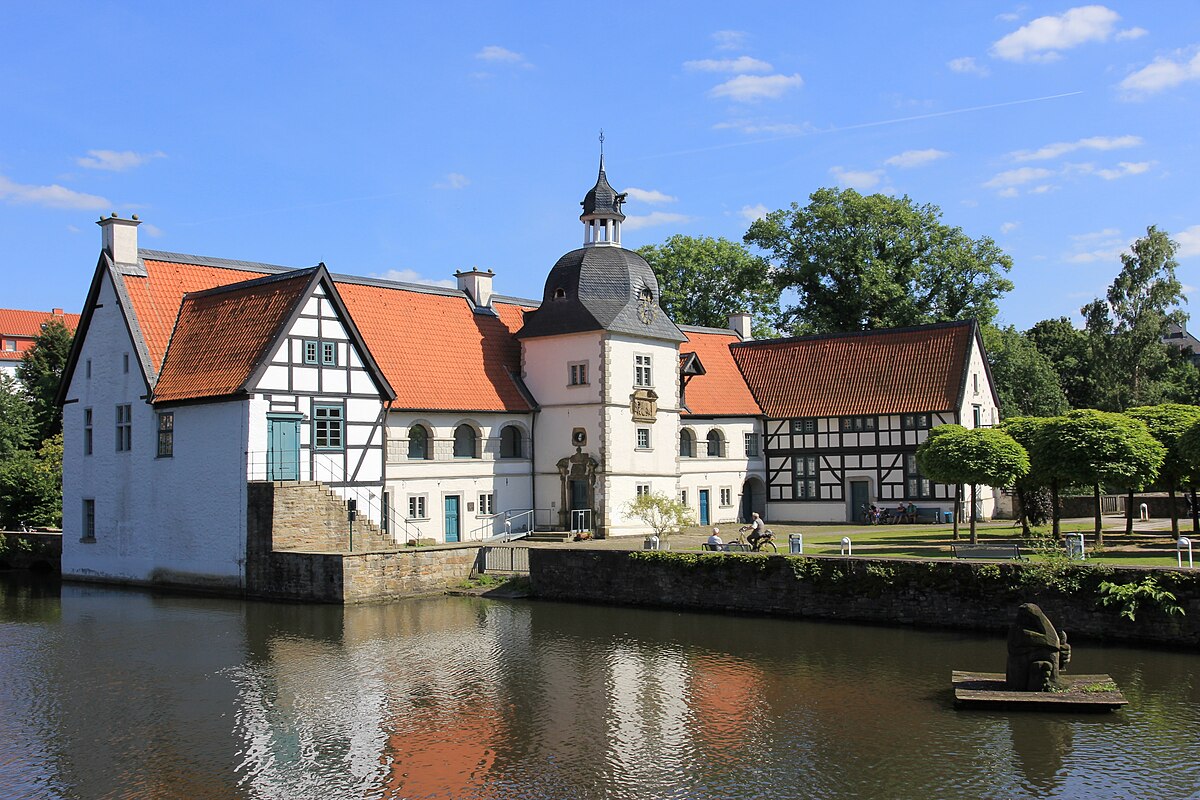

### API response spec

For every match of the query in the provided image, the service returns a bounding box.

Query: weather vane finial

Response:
[599,128,605,157]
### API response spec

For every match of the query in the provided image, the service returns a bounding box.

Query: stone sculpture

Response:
[1005,603,1071,692]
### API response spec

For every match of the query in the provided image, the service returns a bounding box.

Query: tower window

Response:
[554,287,566,300]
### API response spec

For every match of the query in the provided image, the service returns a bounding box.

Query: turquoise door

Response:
[444,496,460,543]
[267,415,301,481]
[699,490,710,526]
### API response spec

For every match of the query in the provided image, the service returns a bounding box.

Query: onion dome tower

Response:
[580,155,626,247]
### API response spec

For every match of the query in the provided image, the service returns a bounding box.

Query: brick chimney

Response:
[456,268,494,308]
[97,212,141,265]
[728,312,752,340]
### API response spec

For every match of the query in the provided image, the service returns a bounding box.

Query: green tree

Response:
[1081,226,1188,410]
[744,187,1013,334]
[635,235,781,336]
[1126,404,1200,537]
[1180,420,1200,532]
[1000,416,1055,536]
[916,425,1029,543]
[983,325,1069,419]
[623,492,694,540]
[0,373,35,460]
[0,433,63,530]
[1043,410,1165,544]
[1026,317,1097,409]
[16,319,73,443]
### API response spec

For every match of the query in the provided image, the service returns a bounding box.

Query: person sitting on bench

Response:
[707,527,723,548]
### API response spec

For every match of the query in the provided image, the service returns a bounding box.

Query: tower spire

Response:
[579,138,626,247]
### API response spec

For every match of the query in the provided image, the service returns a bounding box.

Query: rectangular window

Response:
[905,453,935,499]
[636,427,651,450]
[791,418,816,434]
[634,354,653,387]
[478,493,494,515]
[304,340,318,364]
[680,489,688,506]
[636,483,651,498]
[156,412,174,458]
[839,416,876,433]
[744,432,760,457]
[408,495,428,519]
[3,339,15,351]
[313,405,344,450]
[81,499,95,542]
[122,353,129,373]
[85,359,92,378]
[115,404,132,452]
[795,455,818,499]
[84,408,93,455]
[972,405,982,429]
[973,373,979,394]
[720,487,732,507]
[321,341,337,366]
[901,413,931,430]
[568,362,588,386]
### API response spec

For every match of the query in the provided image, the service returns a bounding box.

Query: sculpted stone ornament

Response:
[630,388,658,422]
[1005,603,1072,692]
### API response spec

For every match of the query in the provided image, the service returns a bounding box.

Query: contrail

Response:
[636,91,1085,160]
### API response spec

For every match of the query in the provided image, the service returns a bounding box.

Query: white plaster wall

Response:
[678,417,764,526]
[958,335,1001,518]
[62,270,250,585]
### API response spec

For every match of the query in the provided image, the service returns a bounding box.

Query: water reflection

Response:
[2,577,1200,800]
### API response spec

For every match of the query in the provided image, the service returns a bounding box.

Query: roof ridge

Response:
[729,319,975,349]
[182,267,320,300]
[679,324,739,336]
[139,249,297,273]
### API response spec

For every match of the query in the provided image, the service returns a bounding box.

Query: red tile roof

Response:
[731,322,975,418]
[0,307,80,339]
[125,257,535,412]
[153,271,316,403]
[679,328,761,417]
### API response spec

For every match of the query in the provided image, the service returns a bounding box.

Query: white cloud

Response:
[623,212,692,231]
[998,187,1020,198]
[712,119,815,135]
[1000,222,1020,233]
[77,149,165,171]
[373,268,457,288]
[1119,50,1200,99]
[1116,26,1148,41]
[1174,224,1200,258]
[1093,161,1153,180]
[0,174,110,210]
[140,222,164,238]
[684,56,772,73]
[947,57,990,76]
[884,149,949,168]
[1011,134,1142,161]
[739,204,769,222]
[991,5,1122,63]
[434,172,470,190]
[623,187,677,204]
[474,46,531,67]
[1066,228,1127,263]
[830,166,884,190]
[712,30,747,51]
[1029,184,1057,194]
[709,73,803,102]
[983,166,1055,190]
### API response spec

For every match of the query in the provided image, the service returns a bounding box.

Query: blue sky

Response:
[2,2,1198,330]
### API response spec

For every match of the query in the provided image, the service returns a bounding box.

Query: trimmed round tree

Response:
[1180,419,1200,533]
[1127,404,1200,536]
[916,425,1030,543]
[1000,416,1054,536]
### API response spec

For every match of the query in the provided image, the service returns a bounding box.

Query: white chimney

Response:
[729,312,752,340]
[97,213,141,265]
[456,268,495,308]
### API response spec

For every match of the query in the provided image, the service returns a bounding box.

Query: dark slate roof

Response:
[580,156,626,220]
[517,246,686,342]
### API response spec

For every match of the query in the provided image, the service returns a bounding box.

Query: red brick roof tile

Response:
[679,328,761,417]
[731,322,974,418]
[0,308,80,338]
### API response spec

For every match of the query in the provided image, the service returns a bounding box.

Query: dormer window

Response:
[554,287,566,300]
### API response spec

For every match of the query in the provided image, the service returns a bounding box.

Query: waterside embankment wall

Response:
[527,549,1200,648]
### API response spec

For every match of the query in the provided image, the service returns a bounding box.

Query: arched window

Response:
[407,425,430,460]
[453,424,478,458]
[706,429,724,458]
[680,429,695,458]
[500,425,523,459]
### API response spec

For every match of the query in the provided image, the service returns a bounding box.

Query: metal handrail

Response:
[468,508,534,542]
[571,508,593,533]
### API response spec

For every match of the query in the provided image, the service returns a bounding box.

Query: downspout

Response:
[530,411,537,531]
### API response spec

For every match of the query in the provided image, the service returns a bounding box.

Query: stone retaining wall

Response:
[528,549,1200,648]
[0,532,62,571]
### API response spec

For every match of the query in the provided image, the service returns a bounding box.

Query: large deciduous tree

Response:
[1026,317,1097,410]
[916,425,1029,543]
[0,433,63,530]
[16,319,73,444]
[1000,416,1055,536]
[744,187,1014,334]
[0,374,34,461]
[636,235,781,336]
[1126,404,1200,536]
[983,325,1069,419]
[1081,226,1188,410]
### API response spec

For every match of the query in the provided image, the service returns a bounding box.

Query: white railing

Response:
[246,450,425,547]
[571,508,593,533]
[468,509,534,542]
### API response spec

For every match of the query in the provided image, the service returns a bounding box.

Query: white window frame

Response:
[478,493,495,516]
[634,353,653,387]
[636,483,651,497]
[744,432,760,458]
[636,427,651,450]
[680,489,688,506]
[720,487,732,507]
[408,494,428,520]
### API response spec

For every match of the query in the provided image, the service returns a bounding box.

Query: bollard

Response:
[1179,536,1193,569]
[643,535,659,550]
[840,536,852,556]
[1139,503,1149,521]
[789,533,804,554]
[1064,532,1086,560]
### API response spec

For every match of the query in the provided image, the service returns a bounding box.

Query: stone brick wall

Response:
[528,550,1200,648]
[250,481,394,553]
[0,532,62,571]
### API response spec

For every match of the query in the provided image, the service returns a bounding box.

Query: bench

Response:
[913,507,944,524]
[952,544,1023,560]
[724,542,752,552]
[702,543,721,551]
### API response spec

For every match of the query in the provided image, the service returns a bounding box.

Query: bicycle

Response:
[731,525,778,553]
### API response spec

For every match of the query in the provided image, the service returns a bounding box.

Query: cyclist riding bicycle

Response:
[744,512,767,549]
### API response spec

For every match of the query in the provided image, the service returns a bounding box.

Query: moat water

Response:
[1,575,1199,800]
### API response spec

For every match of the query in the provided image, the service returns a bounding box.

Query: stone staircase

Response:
[265,481,399,553]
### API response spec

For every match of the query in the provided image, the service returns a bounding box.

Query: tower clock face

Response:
[636,288,656,324]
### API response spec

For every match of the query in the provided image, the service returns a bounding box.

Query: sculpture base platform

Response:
[952,671,1127,711]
